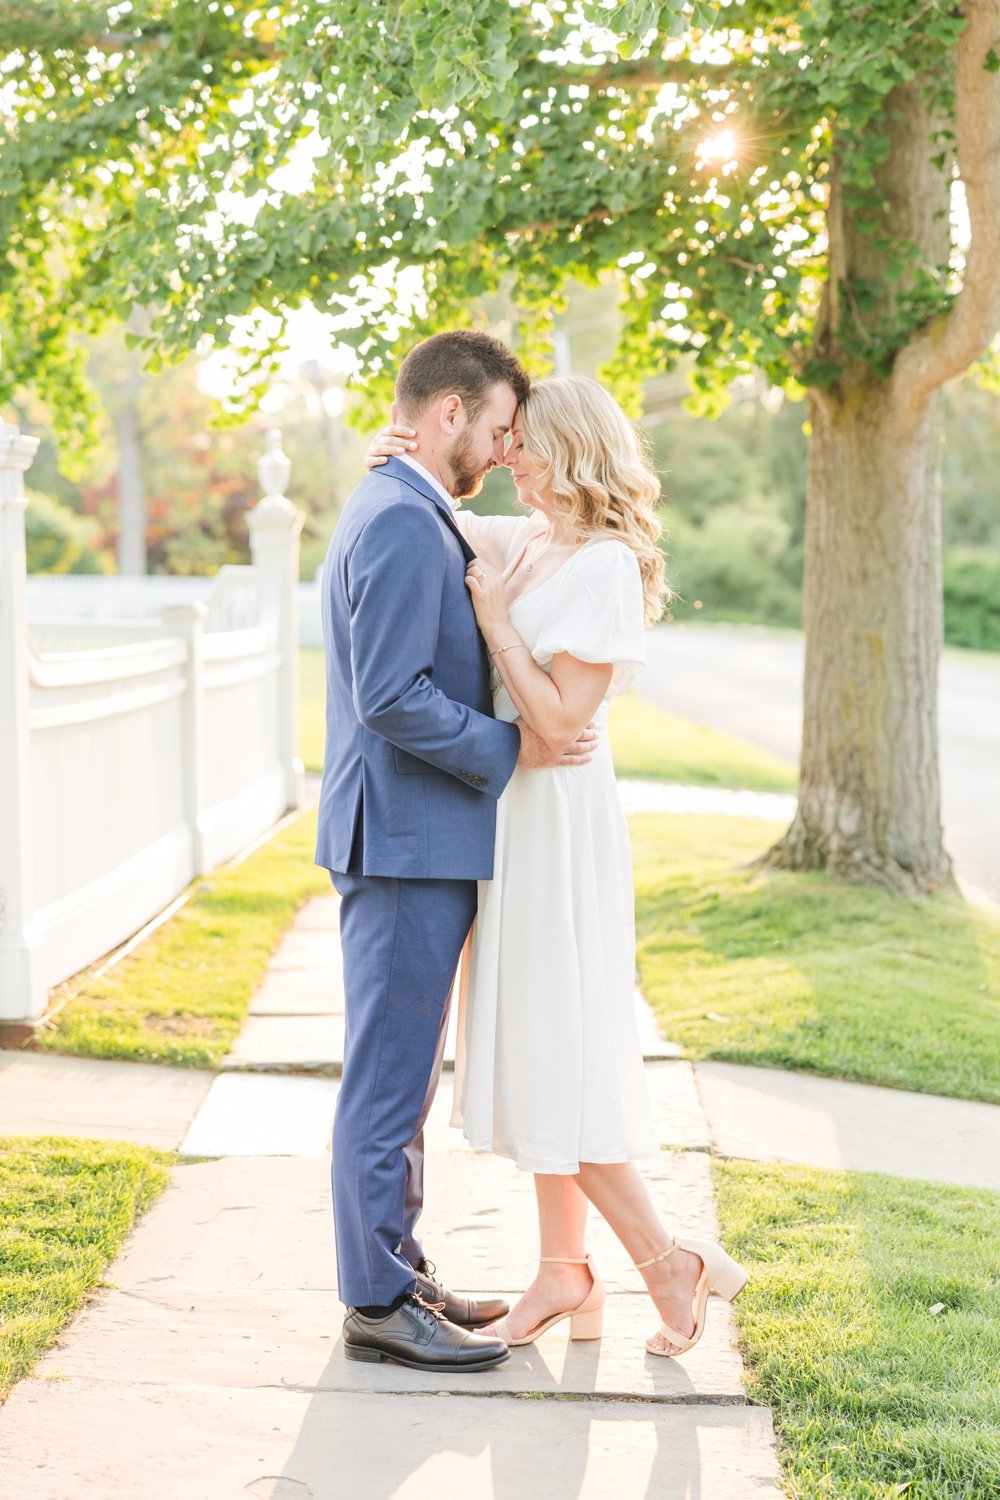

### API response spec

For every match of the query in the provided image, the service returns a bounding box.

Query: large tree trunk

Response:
[767,75,959,894]
[770,378,955,894]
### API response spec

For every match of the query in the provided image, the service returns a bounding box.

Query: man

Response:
[316,329,594,1372]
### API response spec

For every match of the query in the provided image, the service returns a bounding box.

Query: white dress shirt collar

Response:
[397,454,461,511]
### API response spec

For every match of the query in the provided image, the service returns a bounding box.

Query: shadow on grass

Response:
[715,1159,1000,1500]
[632,813,1000,1102]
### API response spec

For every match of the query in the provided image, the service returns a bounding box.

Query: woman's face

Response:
[506,419,554,512]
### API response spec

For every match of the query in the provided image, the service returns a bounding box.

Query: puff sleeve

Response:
[533,540,647,696]
[454,511,542,570]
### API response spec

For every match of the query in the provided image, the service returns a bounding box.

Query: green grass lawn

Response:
[0,1138,171,1399]
[715,1159,1000,1500]
[610,692,797,790]
[299,647,798,789]
[36,811,328,1068]
[631,812,1000,1102]
[299,647,327,773]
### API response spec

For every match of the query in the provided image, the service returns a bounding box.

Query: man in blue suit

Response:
[316,330,594,1372]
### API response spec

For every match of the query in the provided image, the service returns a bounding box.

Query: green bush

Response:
[943,548,1000,651]
[25,490,112,574]
[664,502,802,625]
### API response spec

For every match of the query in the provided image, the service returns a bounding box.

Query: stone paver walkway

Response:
[0,889,782,1499]
[225,894,682,1075]
[0,1050,213,1147]
[4,870,999,1497]
[696,1060,1000,1191]
[617,778,796,823]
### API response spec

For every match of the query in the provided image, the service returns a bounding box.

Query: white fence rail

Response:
[0,423,304,1027]
[26,573,325,648]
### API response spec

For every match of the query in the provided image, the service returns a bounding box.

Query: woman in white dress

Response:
[367,375,747,1358]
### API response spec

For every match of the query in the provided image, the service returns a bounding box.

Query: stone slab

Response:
[240,892,679,1064]
[82,1146,736,1387]
[248,964,345,1017]
[414,1140,725,1298]
[637,986,684,1059]
[183,1062,708,1161]
[289,892,339,930]
[30,1283,745,1402]
[0,1387,780,1500]
[83,1147,741,1399]
[0,1050,214,1149]
[181,1071,338,1157]
[224,1013,345,1071]
[229,993,678,1071]
[112,1156,336,1294]
[618,777,795,823]
[696,1060,1000,1190]
[267,925,340,971]
[134,1147,723,1300]
[645,1061,712,1152]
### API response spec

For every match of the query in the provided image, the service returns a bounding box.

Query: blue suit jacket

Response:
[315,457,521,879]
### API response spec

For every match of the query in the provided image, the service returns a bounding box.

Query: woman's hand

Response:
[364,422,418,471]
[465,558,511,643]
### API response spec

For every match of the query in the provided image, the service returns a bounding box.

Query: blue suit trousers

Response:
[330,865,478,1307]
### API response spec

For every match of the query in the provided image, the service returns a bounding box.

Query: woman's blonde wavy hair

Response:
[520,375,670,625]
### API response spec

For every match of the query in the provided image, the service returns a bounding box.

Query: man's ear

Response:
[440,393,463,431]
[390,399,398,422]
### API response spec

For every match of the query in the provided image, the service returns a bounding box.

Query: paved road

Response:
[639,623,1000,907]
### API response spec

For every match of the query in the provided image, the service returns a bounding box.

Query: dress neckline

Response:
[507,535,626,613]
[507,548,582,612]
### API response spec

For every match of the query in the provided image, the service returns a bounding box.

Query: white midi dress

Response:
[451,527,660,1173]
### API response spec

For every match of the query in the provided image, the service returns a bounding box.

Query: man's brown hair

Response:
[395,330,530,422]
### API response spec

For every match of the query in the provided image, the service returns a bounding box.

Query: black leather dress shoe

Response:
[413,1259,510,1329]
[343,1293,509,1372]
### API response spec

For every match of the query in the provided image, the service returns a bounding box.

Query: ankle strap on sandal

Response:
[634,1240,679,1271]
[539,1255,590,1264]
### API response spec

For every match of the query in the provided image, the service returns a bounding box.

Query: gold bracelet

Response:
[490,641,528,659]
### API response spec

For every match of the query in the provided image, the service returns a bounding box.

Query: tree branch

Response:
[895,0,1000,405]
[500,206,613,238]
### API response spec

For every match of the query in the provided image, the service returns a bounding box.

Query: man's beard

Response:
[447,431,490,499]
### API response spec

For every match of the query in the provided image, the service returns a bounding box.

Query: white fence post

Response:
[247,430,305,811]
[161,601,208,875]
[0,422,44,1028]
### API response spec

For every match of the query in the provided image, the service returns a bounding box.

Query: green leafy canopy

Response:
[0,0,977,446]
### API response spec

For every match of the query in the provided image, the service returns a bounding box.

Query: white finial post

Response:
[247,429,304,811]
[0,421,45,1028]
[258,427,292,502]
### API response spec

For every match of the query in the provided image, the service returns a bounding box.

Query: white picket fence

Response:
[26,573,326,648]
[0,423,305,1027]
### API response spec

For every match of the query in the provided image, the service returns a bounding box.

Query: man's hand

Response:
[516,720,598,769]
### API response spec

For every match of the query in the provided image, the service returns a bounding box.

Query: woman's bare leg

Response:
[498,1174,594,1339]
[575,1161,702,1354]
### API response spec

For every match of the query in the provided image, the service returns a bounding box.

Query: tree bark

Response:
[770,378,955,893]
[768,75,958,894]
[768,2,1000,893]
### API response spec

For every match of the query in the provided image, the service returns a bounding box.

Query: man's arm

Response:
[347,504,521,796]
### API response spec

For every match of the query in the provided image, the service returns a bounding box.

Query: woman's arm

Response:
[362,421,533,567]
[465,560,612,750]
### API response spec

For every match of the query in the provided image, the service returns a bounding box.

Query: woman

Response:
[366,374,747,1357]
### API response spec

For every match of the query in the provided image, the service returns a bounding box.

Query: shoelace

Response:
[417,1261,448,1299]
[411,1291,447,1322]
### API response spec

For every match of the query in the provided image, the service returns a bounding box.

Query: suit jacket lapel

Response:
[381,456,477,563]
